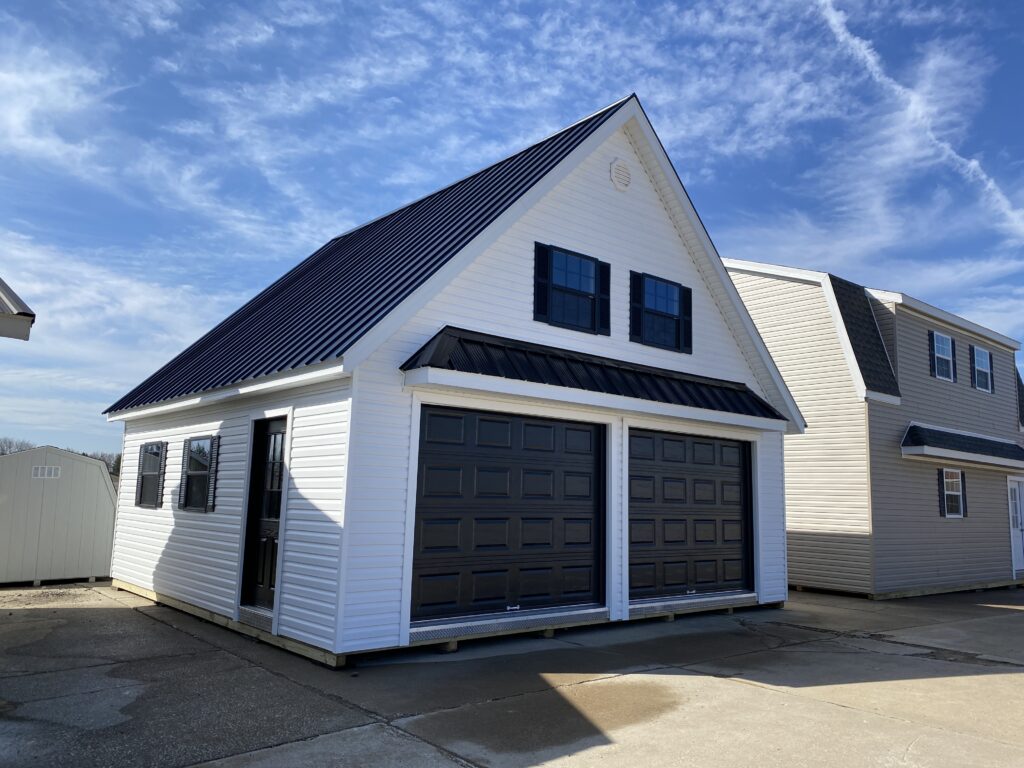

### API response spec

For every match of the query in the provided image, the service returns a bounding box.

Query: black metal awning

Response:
[902,424,1024,466]
[401,327,786,422]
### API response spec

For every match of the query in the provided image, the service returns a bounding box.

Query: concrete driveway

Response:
[2,584,1024,767]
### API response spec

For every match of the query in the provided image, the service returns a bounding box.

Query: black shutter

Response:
[937,468,946,517]
[928,330,936,377]
[950,338,958,382]
[533,243,549,322]
[178,439,190,509]
[969,344,976,388]
[596,261,611,336]
[960,472,968,517]
[680,286,693,354]
[990,355,996,393]
[135,445,146,506]
[206,436,220,513]
[155,442,167,508]
[629,271,643,342]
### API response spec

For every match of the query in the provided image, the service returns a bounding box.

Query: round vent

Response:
[610,158,631,191]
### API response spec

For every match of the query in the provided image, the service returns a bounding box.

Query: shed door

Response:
[628,429,752,600]
[412,406,603,620]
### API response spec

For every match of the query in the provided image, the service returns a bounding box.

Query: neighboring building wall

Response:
[112,379,350,651]
[339,126,789,653]
[0,447,116,583]
[729,273,873,592]
[868,306,1020,593]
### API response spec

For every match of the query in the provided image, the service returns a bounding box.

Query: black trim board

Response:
[402,326,785,422]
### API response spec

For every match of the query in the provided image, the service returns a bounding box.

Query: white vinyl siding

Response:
[728,272,873,593]
[112,379,350,651]
[338,126,789,652]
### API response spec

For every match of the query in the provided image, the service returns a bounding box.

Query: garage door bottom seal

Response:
[409,605,609,644]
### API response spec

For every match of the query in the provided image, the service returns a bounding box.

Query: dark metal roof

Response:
[106,96,633,414]
[828,275,900,397]
[0,276,34,319]
[902,424,1024,463]
[402,326,787,422]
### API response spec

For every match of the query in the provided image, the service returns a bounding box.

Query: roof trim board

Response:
[901,423,1024,470]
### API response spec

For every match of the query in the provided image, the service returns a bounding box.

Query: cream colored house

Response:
[726,259,1024,598]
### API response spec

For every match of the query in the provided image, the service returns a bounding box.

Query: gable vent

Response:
[610,158,631,191]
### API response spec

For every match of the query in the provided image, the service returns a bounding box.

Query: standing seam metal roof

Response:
[402,326,786,421]
[105,96,632,414]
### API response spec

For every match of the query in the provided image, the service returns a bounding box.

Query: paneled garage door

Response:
[412,406,603,621]
[629,429,752,600]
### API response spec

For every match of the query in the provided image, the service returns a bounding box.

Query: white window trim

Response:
[933,332,954,382]
[973,346,992,393]
[943,467,964,519]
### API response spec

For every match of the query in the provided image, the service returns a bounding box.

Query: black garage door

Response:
[412,406,603,620]
[629,429,752,600]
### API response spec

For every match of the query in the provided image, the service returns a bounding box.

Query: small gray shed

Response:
[0,446,116,584]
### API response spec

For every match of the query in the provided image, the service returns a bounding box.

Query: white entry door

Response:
[1010,481,1024,575]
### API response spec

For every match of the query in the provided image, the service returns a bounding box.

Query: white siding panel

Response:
[730,272,873,593]
[112,379,350,651]
[339,127,786,652]
[0,447,116,583]
[755,431,788,603]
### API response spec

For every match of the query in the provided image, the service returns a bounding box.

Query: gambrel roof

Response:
[106,97,631,414]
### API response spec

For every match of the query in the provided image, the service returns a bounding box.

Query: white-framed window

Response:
[933,332,954,381]
[943,468,964,518]
[31,465,61,479]
[973,346,992,392]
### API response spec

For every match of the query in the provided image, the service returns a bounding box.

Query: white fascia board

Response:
[871,290,1020,351]
[403,368,789,433]
[866,391,901,405]
[901,446,1024,471]
[339,99,637,373]
[621,118,805,434]
[107,361,349,422]
[722,259,828,286]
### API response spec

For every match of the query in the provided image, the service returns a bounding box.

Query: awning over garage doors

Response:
[412,406,603,621]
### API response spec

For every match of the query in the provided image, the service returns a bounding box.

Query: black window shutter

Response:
[960,472,968,516]
[135,445,146,506]
[155,442,167,508]
[990,356,996,393]
[950,338,958,382]
[206,436,220,513]
[533,243,549,322]
[629,272,643,342]
[680,286,693,354]
[928,330,936,377]
[596,261,611,335]
[937,468,946,516]
[969,344,976,388]
[178,439,190,509]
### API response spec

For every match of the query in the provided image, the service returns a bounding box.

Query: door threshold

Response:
[238,604,274,632]
[628,591,757,619]
[409,605,609,644]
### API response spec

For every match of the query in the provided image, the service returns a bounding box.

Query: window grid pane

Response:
[934,333,951,357]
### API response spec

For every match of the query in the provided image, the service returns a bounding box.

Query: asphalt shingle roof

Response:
[902,424,1024,463]
[106,96,632,414]
[828,274,901,398]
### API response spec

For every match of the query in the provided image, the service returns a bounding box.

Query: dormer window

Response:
[533,243,610,335]
[929,331,955,382]
[971,345,993,393]
[629,272,693,353]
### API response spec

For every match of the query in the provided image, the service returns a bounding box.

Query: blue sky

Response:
[2,0,1022,453]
